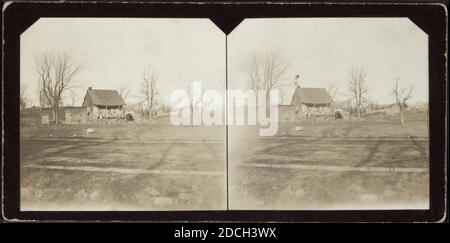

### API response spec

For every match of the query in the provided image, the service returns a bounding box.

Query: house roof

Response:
[85,89,124,106]
[292,86,333,105]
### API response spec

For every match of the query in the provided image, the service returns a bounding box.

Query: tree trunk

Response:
[348,101,352,122]
[53,97,59,124]
[53,107,58,124]
[399,107,405,126]
[147,100,151,120]
[328,104,331,120]
[150,101,154,120]
[357,104,361,119]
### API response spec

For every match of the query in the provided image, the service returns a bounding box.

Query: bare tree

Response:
[20,84,27,110]
[327,83,339,101]
[140,69,159,119]
[247,51,288,90]
[347,67,368,119]
[392,77,413,126]
[35,51,80,124]
[36,82,47,109]
[246,51,288,106]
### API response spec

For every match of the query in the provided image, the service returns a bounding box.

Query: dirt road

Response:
[21,136,429,210]
[21,137,226,210]
[229,137,429,210]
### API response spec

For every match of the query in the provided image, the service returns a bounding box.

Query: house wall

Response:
[33,107,87,124]
[21,107,43,125]
[89,106,98,120]
[40,107,67,123]
[294,104,332,118]
[92,106,123,119]
[64,108,87,124]
[303,104,331,117]
[278,105,296,122]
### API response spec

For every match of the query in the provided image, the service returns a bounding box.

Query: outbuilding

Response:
[82,87,125,121]
[291,86,333,118]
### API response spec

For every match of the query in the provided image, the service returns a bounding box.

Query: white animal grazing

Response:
[86,128,95,134]
[295,126,303,132]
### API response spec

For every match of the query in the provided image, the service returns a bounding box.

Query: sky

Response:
[228,18,428,105]
[21,18,428,107]
[21,18,225,107]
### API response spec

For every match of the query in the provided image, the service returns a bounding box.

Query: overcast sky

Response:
[21,18,427,107]
[228,18,428,105]
[21,18,225,107]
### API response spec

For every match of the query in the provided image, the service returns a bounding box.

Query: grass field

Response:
[21,137,226,210]
[20,110,429,210]
[21,115,227,210]
[228,110,429,209]
[228,137,428,209]
[21,115,226,141]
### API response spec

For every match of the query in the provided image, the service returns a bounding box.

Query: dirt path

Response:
[229,137,429,168]
[20,136,429,210]
[20,137,226,210]
[22,164,226,176]
[236,163,428,173]
[228,137,429,210]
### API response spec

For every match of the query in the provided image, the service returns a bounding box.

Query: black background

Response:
[1,1,447,224]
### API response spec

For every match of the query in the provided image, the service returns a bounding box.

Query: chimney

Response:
[295,74,300,88]
[88,87,92,91]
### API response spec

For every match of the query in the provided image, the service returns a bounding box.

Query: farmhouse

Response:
[291,86,333,118]
[82,87,125,121]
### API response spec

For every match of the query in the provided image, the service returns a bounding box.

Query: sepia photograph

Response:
[20,18,227,210]
[227,18,429,210]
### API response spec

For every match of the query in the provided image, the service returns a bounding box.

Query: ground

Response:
[228,137,428,209]
[21,137,226,210]
[20,111,429,210]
